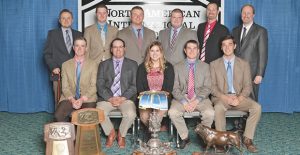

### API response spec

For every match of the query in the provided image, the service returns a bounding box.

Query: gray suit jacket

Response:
[210,56,252,101]
[158,27,198,65]
[117,26,156,65]
[60,58,98,103]
[232,23,268,79]
[84,24,118,64]
[97,57,138,101]
[44,28,82,81]
[172,60,211,102]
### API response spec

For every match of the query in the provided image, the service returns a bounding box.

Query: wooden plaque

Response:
[44,122,75,155]
[71,108,105,155]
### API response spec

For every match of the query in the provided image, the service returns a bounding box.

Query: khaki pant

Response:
[168,99,215,140]
[214,97,261,139]
[97,100,136,137]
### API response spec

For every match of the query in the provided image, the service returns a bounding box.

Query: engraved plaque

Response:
[52,140,69,155]
[44,122,75,155]
[71,108,105,155]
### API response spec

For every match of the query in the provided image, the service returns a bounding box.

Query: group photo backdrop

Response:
[0,0,299,113]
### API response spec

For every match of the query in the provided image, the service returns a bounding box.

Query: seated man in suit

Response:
[117,6,156,65]
[210,35,261,153]
[168,40,214,149]
[158,8,198,65]
[84,4,118,64]
[54,37,98,122]
[96,38,138,148]
[44,9,82,108]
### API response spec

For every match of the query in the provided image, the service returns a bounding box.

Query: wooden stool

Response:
[44,122,75,155]
[71,108,105,155]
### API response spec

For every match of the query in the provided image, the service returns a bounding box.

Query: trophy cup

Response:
[133,91,176,155]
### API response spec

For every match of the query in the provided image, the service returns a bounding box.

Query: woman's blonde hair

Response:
[144,41,166,73]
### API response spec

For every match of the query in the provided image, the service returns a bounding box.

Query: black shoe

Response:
[179,137,191,149]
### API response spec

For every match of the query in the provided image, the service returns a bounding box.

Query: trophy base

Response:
[133,150,176,155]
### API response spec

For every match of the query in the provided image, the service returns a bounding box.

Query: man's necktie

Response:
[200,24,211,61]
[226,61,233,93]
[170,28,178,51]
[241,27,247,45]
[65,30,72,53]
[100,27,106,46]
[137,29,143,49]
[111,61,121,96]
[187,63,195,100]
[75,61,81,99]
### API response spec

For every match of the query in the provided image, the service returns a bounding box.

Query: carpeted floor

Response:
[0,112,299,155]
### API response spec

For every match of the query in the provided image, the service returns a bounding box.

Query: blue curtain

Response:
[0,0,79,113]
[225,0,300,113]
[0,0,299,113]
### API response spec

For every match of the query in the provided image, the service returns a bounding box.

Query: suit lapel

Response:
[218,58,228,91]
[68,59,76,87]
[58,29,69,55]
[233,58,242,93]
[129,26,140,50]
[120,58,127,94]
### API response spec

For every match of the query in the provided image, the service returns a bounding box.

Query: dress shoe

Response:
[106,129,116,148]
[179,137,191,149]
[243,137,258,153]
[118,130,126,149]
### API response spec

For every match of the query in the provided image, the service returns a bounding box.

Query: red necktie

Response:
[200,24,211,61]
[187,63,195,100]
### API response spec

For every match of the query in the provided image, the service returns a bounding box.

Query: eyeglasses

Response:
[112,46,124,49]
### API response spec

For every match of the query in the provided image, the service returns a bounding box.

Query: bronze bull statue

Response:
[195,124,243,154]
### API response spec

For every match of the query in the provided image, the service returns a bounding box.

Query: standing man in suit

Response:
[197,2,229,64]
[158,8,198,65]
[44,9,82,108]
[168,40,214,149]
[210,35,261,153]
[232,4,268,101]
[84,4,118,64]
[96,38,138,148]
[54,37,98,122]
[117,6,156,65]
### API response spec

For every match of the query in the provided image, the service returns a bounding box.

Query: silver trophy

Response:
[135,110,175,155]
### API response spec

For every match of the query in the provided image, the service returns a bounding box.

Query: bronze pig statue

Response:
[195,124,243,154]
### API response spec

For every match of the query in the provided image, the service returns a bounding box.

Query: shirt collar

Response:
[243,21,253,30]
[97,22,108,32]
[112,57,124,62]
[171,26,182,33]
[223,55,235,63]
[74,57,84,63]
[61,27,71,33]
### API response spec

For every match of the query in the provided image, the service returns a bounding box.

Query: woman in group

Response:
[136,41,175,140]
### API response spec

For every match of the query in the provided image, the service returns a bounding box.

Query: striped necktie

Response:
[187,63,195,100]
[65,30,72,53]
[200,24,211,61]
[111,61,121,96]
[170,28,178,51]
